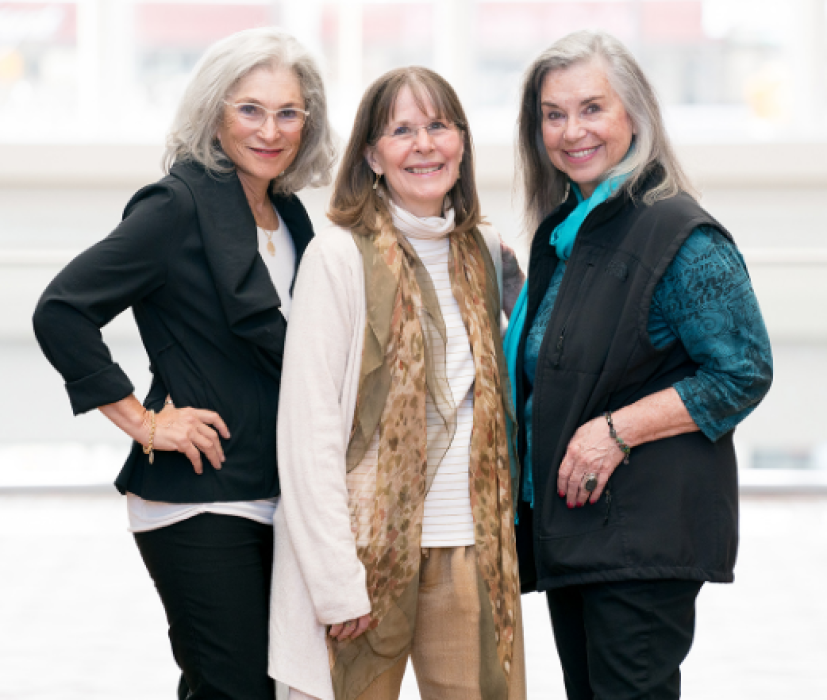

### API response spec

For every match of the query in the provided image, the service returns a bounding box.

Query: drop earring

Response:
[373,172,381,190]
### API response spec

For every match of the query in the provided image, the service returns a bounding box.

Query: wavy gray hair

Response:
[517,30,697,234]
[163,27,336,196]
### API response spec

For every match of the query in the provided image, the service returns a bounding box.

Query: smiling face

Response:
[540,58,635,199]
[216,64,304,195]
[366,85,464,218]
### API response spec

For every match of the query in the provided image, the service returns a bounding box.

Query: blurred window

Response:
[361,2,434,82]
[0,0,824,142]
[752,448,823,471]
[0,2,78,138]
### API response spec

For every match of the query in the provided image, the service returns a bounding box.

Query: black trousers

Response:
[546,579,704,700]
[134,513,275,700]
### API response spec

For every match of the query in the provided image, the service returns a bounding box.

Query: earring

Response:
[373,172,381,190]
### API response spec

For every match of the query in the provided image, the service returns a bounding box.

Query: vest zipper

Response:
[553,326,566,367]
[548,261,595,368]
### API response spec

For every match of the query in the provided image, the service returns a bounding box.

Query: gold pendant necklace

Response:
[261,228,276,256]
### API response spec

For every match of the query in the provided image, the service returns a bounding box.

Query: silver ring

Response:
[583,474,598,493]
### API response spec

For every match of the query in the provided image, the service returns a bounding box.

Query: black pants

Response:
[546,579,704,700]
[134,513,275,700]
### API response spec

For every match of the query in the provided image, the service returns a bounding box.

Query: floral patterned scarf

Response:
[329,206,519,700]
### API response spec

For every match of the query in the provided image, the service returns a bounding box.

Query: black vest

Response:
[516,181,739,591]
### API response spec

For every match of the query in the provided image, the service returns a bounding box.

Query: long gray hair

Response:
[517,30,697,234]
[163,27,336,196]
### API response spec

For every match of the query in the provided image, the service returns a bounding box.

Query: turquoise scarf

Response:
[503,174,628,510]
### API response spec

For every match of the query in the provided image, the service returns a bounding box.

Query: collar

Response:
[169,160,313,379]
[549,172,630,261]
[387,196,456,241]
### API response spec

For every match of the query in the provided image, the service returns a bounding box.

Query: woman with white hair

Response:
[505,31,773,699]
[33,27,335,699]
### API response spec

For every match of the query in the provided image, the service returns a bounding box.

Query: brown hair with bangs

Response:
[329,66,481,237]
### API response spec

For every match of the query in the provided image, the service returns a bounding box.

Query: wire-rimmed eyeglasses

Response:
[380,119,460,144]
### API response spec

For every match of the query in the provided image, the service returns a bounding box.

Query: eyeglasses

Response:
[380,119,460,144]
[223,101,309,133]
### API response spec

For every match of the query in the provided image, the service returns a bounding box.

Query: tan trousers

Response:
[354,546,526,700]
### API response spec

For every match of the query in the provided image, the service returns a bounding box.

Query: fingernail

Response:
[567,502,574,509]
[559,491,566,498]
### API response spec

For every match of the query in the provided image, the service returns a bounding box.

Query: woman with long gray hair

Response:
[504,30,772,699]
[33,27,335,699]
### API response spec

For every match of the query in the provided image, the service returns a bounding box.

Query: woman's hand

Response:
[557,389,700,508]
[99,395,230,474]
[153,404,230,474]
[557,416,625,508]
[329,614,372,642]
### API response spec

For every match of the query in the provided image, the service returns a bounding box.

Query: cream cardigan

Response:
[269,223,504,700]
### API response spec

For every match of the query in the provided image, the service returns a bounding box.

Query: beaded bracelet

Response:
[604,411,630,464]
[143,409,156,465]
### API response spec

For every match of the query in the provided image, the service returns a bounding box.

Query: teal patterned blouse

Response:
[521,226,773,506]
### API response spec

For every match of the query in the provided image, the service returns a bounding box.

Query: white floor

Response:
[0,493,825,700]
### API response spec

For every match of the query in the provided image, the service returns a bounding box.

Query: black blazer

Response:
[33,161,315,502]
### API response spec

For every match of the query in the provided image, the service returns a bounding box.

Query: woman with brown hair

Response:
[268,67,526,700]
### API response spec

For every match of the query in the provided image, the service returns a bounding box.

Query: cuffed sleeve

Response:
[649,226,773,441]
[64,363,135,415]
[32,182,190,414]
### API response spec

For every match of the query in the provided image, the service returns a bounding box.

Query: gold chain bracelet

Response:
[143,409,156,464]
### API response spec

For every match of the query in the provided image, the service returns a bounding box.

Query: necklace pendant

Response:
[267,240,276,256]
